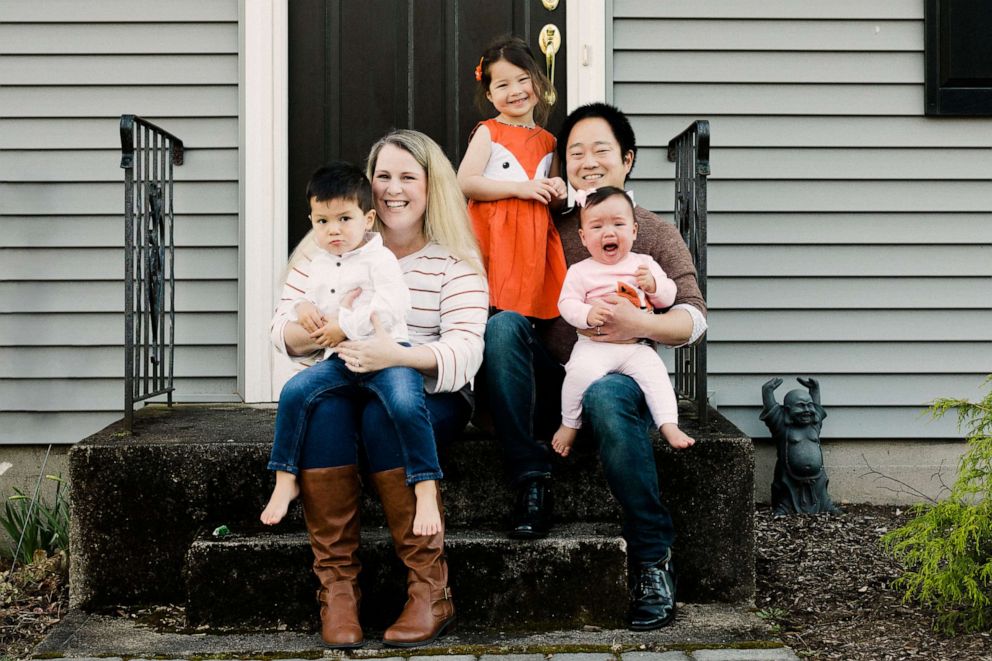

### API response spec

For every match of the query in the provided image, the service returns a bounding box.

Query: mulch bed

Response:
[3,506,992,660]
[756,504,992,660]
[0,552,67,661]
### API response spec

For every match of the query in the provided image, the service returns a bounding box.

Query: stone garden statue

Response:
[761,377,841,516]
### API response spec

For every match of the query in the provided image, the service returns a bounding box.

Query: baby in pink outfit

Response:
[552,186,696,457]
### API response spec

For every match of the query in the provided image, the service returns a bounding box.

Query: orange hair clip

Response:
[474,57,483,82]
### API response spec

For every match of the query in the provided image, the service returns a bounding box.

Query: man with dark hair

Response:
[483,103,707,630]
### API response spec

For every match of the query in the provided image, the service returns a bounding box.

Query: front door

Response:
[287,0,568,249]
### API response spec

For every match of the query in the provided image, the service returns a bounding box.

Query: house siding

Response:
[612,0,992,439]
[0,1,240,444]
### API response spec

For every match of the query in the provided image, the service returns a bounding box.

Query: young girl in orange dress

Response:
[457,36,567,319]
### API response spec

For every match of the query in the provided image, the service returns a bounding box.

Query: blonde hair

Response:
[366,129,484,275]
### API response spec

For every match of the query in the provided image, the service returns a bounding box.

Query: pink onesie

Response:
[558,252,679,430]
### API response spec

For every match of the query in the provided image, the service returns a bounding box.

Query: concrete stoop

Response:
[66,403,754,638]
[34,605,779,659]
[185,524,628,630]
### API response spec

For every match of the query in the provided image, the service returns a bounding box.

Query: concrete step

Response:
[35,606,778,659]
[184,523,627,632]
[69,403,754,614]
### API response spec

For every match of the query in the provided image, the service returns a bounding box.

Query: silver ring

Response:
[596,326,602,335]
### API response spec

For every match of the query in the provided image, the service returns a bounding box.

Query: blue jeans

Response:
[483,310,674,564]
[481,311,564,485]
[268,355,444,484]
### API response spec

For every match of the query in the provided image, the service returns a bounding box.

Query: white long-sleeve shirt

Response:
[272,240,489,394]
[558,252,676,330]
[287,234,410,359]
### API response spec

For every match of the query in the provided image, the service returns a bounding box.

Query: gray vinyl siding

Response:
[0,1,240,444]
[612,0,992,439]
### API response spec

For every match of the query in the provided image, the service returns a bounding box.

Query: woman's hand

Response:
[335,314,404,373]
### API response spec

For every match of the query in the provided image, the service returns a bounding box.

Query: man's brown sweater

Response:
[541,205,707,366]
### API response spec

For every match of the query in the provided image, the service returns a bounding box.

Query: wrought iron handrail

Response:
[120,115,185,431]
[667,120,709,424]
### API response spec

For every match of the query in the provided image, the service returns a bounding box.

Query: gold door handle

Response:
[538,23,561,106]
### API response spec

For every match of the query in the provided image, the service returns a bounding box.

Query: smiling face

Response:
[370,143,428,238]
[309,196,375,256]
[578,195,638,266]
[784,390,817,425]
[486,58,537,125]
[565,117,634,191]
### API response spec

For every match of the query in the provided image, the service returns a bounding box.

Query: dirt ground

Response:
[0,552,67,661]
[756,504,992,660]
[3,506,992,660]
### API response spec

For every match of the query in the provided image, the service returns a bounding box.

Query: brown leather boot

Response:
[371,467,455,647]
[298,465,364,648]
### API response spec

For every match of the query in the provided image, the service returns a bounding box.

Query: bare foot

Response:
[413,480,442,536]
[260,471,299,525]
[551,424,579,457]
[661,423,695,450]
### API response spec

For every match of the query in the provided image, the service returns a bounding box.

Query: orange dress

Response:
[467,119,567,319]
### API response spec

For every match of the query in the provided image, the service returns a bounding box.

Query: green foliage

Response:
[882,376,992,633]
[756,606,788,633]
[0,475,70,566]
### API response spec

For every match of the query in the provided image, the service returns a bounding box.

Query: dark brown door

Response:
[288,0,567,249]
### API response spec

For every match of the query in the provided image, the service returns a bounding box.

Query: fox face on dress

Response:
[481,142,553,182]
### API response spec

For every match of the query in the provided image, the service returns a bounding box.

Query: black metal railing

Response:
[120,115,184,430]
[668,120,710,424]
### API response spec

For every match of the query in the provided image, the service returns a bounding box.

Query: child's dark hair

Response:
[556,103,637,179]
[475,35,552,127]
[306,160,373,213]
[579,186,635,224]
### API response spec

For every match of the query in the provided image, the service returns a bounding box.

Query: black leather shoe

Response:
[628,554,677,630]
[509,478,552,539]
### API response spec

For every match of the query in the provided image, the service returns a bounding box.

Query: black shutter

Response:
[925,0,992,116]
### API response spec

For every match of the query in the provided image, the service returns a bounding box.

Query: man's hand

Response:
[580,295,643,344]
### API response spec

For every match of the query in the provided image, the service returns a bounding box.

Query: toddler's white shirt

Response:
[289,233,410,359]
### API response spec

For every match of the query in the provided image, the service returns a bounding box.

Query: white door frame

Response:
[239,0,606,402]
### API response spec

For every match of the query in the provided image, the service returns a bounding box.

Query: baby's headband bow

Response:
[573,188,594,208]
[573,188,636,208]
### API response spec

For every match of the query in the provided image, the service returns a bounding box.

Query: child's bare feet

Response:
[413,480,442,536]
[661,423,695,450]
[260,470,299,525]
[552,424,579,457]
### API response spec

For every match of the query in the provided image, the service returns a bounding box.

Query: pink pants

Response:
[561,338,678,430]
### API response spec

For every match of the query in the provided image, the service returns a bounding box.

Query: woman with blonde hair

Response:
[269,129,488,648]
